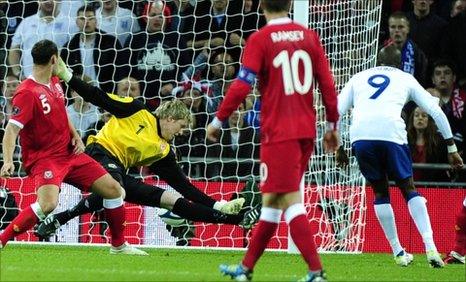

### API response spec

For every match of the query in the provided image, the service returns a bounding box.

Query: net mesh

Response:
[0,0,382,252]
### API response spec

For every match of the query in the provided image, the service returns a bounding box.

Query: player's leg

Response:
[1,160,66,248]
[67,154,145,255]
[36,193,105,237]
[282,139,324,280]
[37,150,127,237]
[353,141,411,266]
[445,196,466,264]
[0,184,59,247]
[390,143,442,267]
[220,192,280,281]
[124,176,258,227]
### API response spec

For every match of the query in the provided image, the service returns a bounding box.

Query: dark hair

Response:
[377,44,401,68]
[31,40,58,65]
[77,5,95,16]
[260,0,291,13]
[432,58,457,75]
[407,107,440,157]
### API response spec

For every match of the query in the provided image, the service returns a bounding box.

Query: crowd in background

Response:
[0,0,465,182]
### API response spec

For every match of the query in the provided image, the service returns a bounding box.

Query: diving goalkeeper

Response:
[36,59,257,237]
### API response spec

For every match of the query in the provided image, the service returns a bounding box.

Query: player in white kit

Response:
[337,66,463,268]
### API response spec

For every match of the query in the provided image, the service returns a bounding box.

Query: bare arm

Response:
[8,46,21,77]
[1,122,21,176]
[68,118,85,154]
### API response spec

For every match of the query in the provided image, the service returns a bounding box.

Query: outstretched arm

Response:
[54,58,145,118]
[148,150,217,208]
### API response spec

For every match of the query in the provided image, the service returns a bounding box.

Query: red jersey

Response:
[10,76,72,171]
[216,18,338,144]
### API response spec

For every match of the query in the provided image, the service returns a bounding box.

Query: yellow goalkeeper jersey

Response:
[68,77,170,168]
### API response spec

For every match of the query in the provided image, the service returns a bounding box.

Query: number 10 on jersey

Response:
[273,50,313,95]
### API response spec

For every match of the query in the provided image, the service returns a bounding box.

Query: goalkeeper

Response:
[36,59,256,237]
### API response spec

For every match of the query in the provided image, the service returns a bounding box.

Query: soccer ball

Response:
[157,208,186,227]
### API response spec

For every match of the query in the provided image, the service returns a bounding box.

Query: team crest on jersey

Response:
[12,106,20,115]
[160,143,167,151]
[43,170,53,179]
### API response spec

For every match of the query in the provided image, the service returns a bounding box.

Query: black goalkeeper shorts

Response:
[85,143,164,207]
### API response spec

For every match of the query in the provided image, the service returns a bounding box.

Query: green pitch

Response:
[0,244,464,281]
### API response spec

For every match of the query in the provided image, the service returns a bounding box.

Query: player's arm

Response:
[67,118,85,155]
[8,46,21,78]
[147,149,217,208]
[0,122,21,177]
[2,90,35,176]
[55,58,144,118]
[207,33,262,142]
[335,81,354,166]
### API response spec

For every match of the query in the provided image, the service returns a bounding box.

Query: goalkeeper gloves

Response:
[54,58,73,83]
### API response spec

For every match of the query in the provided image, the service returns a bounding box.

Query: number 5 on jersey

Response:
[273,50,313,95]
[40,96,51,114]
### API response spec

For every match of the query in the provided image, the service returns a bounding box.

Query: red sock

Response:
[0,206,39,246]
[104,206,126,247]
[453,206,466,256]
[242,220,278,270]
[289,214,322,271]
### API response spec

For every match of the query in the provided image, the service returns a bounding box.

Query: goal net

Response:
[0,0,382,253]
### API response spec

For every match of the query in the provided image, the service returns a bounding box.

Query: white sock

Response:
[407,196,436,252]
[374,203,403,256]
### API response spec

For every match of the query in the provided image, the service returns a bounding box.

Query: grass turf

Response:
[0,244,464,281]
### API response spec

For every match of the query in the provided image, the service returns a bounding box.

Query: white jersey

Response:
[96,6,140,46]
[338,66,453,144]
[11,14,78,77]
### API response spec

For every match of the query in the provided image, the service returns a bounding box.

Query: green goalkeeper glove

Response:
[54,57,73,83]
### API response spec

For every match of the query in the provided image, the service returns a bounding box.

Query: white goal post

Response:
[0,0,382,253]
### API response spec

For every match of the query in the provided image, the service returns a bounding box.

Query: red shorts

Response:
[29,153,108,192]
[260,139,314,193]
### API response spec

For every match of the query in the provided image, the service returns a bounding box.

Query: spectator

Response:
[168,0,195,36]
[188,0,241,55]
[207,51,236,114]
[0,0,39,48]
[124,0,189,110]
[450,0,466,18]
[172,80,211,176]
[227,0,266,60]
[380,11,428,86]
[407,106,450,182]
[208,101,260,179]
[406,0,447,71]
[117,76,141,98]
[95,0,140,46]
[66,76,101,139]
[8,0,78,78]
[441,5,466,86]
[0,73,20,121]
[431,59,466,154]
[59,0,85,18]
[61,5,123,93]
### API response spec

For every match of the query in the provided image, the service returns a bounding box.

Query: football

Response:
[157,208,186,227]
